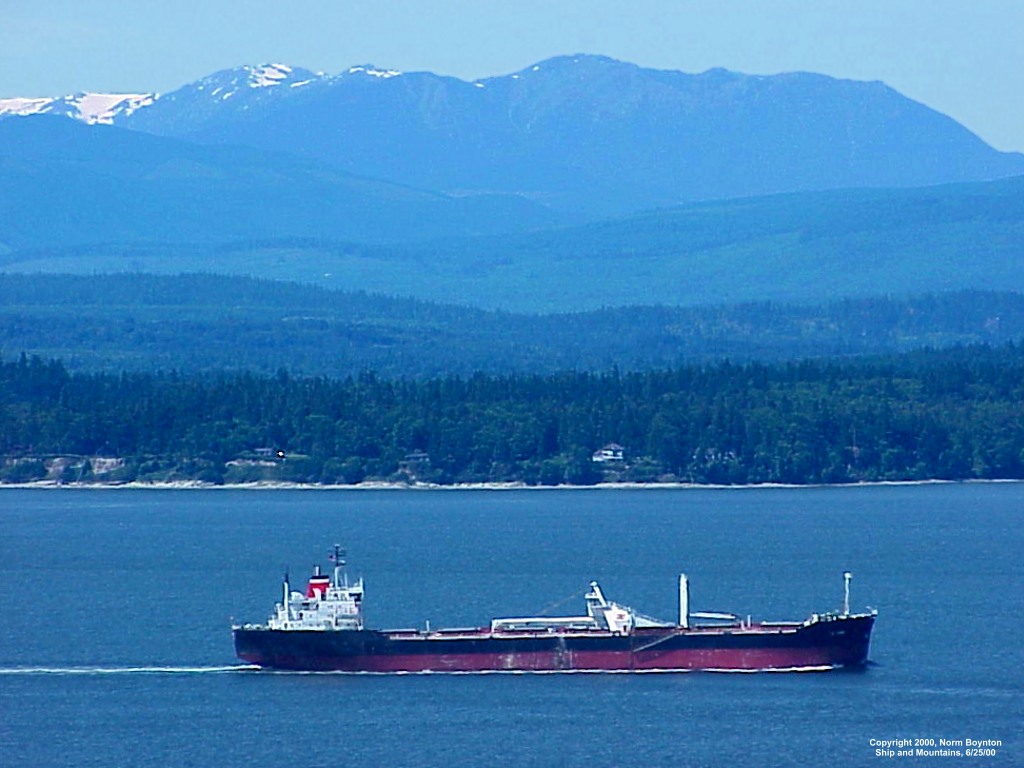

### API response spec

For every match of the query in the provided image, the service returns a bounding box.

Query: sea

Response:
[0,484,1020,767]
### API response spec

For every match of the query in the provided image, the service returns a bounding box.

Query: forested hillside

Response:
[3,345,1022,486]
[3,274,1023,376]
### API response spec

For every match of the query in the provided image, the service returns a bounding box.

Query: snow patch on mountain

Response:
[0,92,155,124]
[346,66,402,79]
[73,93,156,123]
[0,61,381,127]
[249,63,293,88]
[0,97,51,116]
[188,64,323,100]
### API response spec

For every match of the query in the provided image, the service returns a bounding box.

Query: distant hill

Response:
[2,273,1022,377]
[0,115,559,252]
[115,55,1024,214]
[5,175,1022,311]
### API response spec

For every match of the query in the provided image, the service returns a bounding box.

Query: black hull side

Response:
[234,614,874,672]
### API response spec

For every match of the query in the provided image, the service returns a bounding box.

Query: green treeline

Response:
[2,346,1024,486]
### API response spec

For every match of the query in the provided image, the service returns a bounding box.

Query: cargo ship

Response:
[233,546,876,673]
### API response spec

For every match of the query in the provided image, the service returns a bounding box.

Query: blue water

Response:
[0,485,1021,767]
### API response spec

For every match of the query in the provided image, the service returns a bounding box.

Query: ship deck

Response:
[376,621,807,642]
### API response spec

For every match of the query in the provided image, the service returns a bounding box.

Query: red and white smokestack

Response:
[307,565,331,599]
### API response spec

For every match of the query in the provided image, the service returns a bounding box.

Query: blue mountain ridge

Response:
[118,54,1024,215]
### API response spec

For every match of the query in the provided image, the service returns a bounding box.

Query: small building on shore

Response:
[592,443,625,463]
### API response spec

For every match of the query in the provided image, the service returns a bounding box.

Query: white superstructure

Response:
[266,546,364,631]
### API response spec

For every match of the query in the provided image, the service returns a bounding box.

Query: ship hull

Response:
[234,614,874,673]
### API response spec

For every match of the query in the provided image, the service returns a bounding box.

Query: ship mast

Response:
[842,571,852,616]
[282,567,291,626]
[678,574,689,628]
[330,544,348,588]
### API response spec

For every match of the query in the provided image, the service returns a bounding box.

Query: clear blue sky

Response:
[2,0,1021,151]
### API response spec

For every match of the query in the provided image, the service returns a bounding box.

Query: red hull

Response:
[239,648,848,673]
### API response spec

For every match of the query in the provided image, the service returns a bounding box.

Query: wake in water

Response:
[0,664,259,676]
[0,663,849,677]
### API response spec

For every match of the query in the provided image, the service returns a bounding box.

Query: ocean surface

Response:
[1,484,1021,767]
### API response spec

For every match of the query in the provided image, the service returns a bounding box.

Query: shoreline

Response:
[2,478,1021,491]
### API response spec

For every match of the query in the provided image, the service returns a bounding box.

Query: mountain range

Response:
[3,55,1022,216]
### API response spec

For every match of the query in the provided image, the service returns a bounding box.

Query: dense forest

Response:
[3,273,1024,377]
[2,345,1023,486]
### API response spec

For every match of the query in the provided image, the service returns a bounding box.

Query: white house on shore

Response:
[592,443,625,463]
